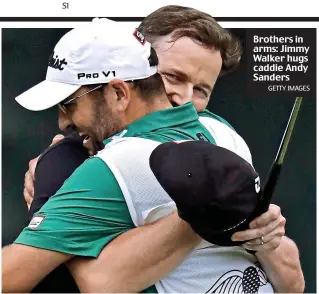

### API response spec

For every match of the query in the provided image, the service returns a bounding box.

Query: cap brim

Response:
[15,80,81,111]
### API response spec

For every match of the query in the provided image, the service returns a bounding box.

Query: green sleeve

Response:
[14,157,134,257]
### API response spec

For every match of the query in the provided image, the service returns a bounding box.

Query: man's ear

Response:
[107,79,131,111]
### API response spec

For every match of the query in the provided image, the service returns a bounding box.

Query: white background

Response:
[0,0,318,17]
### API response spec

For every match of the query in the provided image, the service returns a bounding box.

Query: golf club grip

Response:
[259,162,282,214]
[245,163,282,255]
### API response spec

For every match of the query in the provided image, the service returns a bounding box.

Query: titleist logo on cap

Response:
[48,51,68,70]
[133,29,146,45]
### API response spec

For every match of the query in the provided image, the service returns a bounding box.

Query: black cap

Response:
[149,140,266,246]
[28,133,90,221]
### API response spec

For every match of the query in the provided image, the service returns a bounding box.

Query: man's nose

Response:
[58,108,75,132]
[169,91,193,106]
[168,94,184,107]
[169,83,193,106]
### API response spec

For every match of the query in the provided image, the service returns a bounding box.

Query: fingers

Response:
[243,223,285,251]
[24,170,35,210]
[28,156,40,181]
[245,218,286,246]
[83,137,95,156]
[243,235,283,251]
[249,204,281,229]
[23,187,33,211]
[234,204,286,252]
[25,156,40,209]
[24,170,35,196]
[25,170,34,192]
[50,134,65,146]
[232,214,284,241]
[24,190,32,210]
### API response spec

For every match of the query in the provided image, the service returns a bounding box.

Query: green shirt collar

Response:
[198,109,211,117]
[103,102,198,144]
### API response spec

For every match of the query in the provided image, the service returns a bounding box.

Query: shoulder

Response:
[198,110,236,131]
[199,110,253,166]
[39,156,127,214]
[61,156,118,191]
[98,137,161,160]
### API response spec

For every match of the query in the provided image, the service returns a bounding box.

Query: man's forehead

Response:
[156,37,222,84]
[155,35,220,56]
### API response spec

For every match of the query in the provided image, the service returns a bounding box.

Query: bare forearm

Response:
[109,215,200,291]
[2,244,72,293]
[68,212,201,292]
[256,236,305,293]
[2,245,31,293]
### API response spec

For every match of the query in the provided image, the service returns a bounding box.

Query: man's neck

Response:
[124,94,172,126]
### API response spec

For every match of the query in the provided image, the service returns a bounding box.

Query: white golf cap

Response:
[15,18,157,111]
